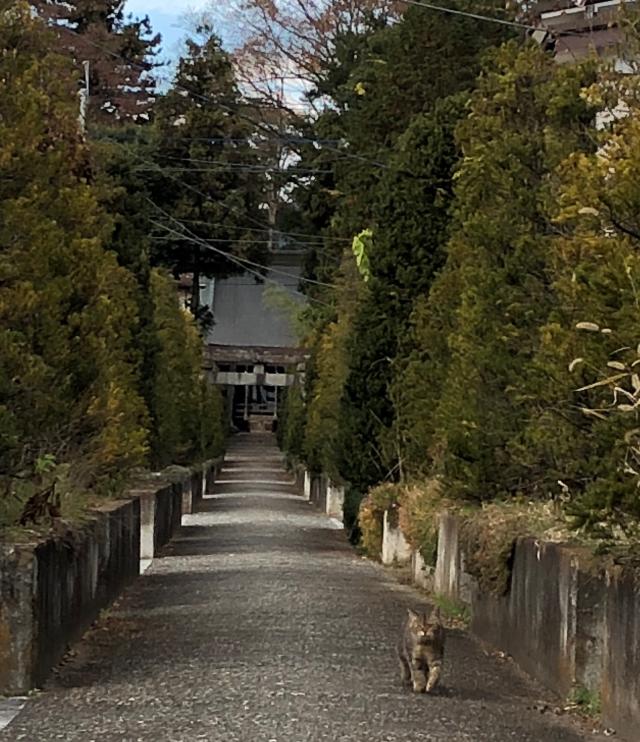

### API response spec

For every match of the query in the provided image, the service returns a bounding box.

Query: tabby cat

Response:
[397,607,445,693]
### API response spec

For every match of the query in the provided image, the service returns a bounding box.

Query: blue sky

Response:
[124,0,233,66]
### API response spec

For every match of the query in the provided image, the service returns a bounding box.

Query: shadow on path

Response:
[2,434,608,742]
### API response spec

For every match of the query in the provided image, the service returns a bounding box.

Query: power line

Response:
[123,135,345,145]
[128,149,285,234]
[126,148,354,252]
[400,0,538,30]
[146,201,335,290]
[53,23,392,170]
[151,234,322,247]
[95,131,350,244]
[400,0,606,39]
[135,162,334,175]
[150,216,319,302]
[166,217,352,243]
[147,206,334,307]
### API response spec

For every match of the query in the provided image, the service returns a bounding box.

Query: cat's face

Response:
[407,608,441,643]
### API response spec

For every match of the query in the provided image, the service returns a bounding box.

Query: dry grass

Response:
[459,500,572,595]
[398,479,450,566]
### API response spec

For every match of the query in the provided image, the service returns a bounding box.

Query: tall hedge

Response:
[0,4,227,527]
[0,3,148,489]
[430,44,596,502]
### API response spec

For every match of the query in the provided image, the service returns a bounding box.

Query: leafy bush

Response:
[0,8,227,529]
[431,43,596,504]
[398,480,446,566]
[278,385,306,465]
[358,482,403,559]
[304,252,364,480]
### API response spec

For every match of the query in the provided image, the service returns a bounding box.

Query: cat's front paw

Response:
[412,682,427,693]
[426,665,442,693]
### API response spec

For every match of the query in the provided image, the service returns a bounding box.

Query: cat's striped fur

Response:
[397,607,445,693]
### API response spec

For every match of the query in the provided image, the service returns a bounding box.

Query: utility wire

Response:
[400,0,538,30]
[151,234,323,247]
[164,217,352,243]
[122,135,346,145]
[149,215,314,300]
[53,23,392,170]
[146,199,335,290]
[130,149,286,235]
[125,146,353,250]
[147,207,333,307]
[95,131,350,244]
[135,163,334,175]
[151,229,330,289]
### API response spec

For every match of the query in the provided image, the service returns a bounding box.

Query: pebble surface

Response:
[2,435,609,741]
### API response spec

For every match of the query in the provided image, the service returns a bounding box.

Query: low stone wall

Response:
[302,470,311,501]
[132,483,181,563]
[411,550,433,591]
[0,499,140,695]
[291,465,309,501]
[153,484,182,555]
[471,539,578,698]
[295,469,345,523]
[433,513,473,604]
[310,473,328,512]
[602,567,640,738]
[382,509,640,739]
[204,456,223,499]
[0,457,222,695]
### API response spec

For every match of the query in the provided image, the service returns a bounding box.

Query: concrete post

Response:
[138,492,156,562]
[326,481,345,521]
[382,510,412,566]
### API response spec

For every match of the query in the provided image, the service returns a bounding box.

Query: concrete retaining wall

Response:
[411,550,433,591]
[301,470,345,524]
[291,466,309,501]
[326,481,345,520]
[601,566,640,738]
[0,499,140,694]
[153,484,182,555]
[310,473,327,512]
[471,539,578,698]
[381,511,411,566]
[0,457,222,695]
[433,513,473,604]
[381,509,640,738]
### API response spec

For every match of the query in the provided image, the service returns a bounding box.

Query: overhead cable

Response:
[147,209,333,307]
[146,201,335,290]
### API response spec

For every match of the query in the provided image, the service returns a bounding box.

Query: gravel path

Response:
[2,435,607,741]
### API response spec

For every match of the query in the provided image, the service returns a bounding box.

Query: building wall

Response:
[206,260,304,349]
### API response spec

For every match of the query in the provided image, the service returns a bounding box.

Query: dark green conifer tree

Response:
[0,2,148,493]
[432,43,595,502]
[149,27,267,317]
[31,0,160,124]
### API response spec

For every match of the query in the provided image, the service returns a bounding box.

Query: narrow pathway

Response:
[3,435,605,741]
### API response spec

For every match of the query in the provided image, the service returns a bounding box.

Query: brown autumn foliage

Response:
[30,0,160,123]
[230,0,403,103]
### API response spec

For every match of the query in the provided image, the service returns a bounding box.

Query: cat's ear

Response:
[429,606,442,623]
[407,608,420,623]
